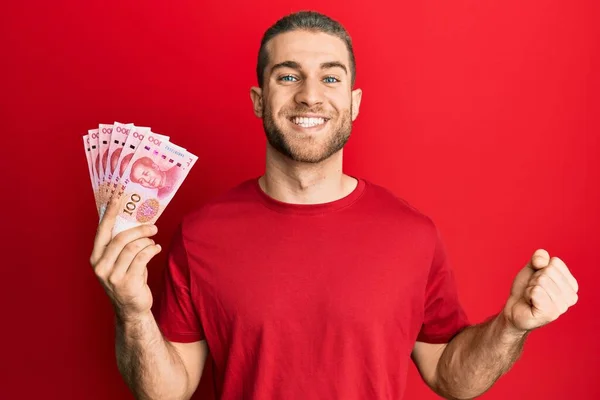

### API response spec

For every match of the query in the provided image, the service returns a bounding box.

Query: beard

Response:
[262,102,353,164]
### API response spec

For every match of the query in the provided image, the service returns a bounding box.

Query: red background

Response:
[2,0,599,399]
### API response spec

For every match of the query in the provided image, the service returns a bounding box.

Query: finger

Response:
[548,256,579,294]
[542,264,578,306]
[94,224,158,276]
[90,196,122,265]
[128,244,162,276]
[531,273,569,315]
[526,284,553,315]
[529,249,550,271]
[109,237,156,282]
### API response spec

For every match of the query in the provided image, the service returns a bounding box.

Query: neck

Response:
[259,143,357,205]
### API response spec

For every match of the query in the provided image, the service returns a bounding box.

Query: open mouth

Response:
[289,116,330,128]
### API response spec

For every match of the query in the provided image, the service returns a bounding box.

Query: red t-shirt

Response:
[155,177,470,399]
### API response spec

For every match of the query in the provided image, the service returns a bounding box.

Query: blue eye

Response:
[324,76,339,83]
[280,75,297,82]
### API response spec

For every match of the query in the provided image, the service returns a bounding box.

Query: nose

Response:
[294,77,324,108]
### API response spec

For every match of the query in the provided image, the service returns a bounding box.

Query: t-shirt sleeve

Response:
[416,224,471,343]
[154,223,206,343]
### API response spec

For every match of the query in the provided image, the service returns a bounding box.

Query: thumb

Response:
[530,249,550,271]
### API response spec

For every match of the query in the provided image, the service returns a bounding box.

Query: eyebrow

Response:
[270,60,348,75]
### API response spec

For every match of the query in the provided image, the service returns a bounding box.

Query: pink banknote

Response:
[109,126,168,198]
[111,134,197,237]
[83,134,101,214]
[105,121,133,184]
[88,128,101,190]
[96,121,135,215]
[98,124,113,184]
[95,123,115,211]
[83,134,96,191]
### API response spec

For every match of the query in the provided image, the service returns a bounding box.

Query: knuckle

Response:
[532,285,544,298]
[94,266,108,281]
[537,274,549,286]
[545,265,558,275]
[107,274,120,286]
[113,232,131,247]
[94,270,106,281]
[123,242,138,252]
[125,240,144,254]
[94,259,107,273]
[559,304,568,314]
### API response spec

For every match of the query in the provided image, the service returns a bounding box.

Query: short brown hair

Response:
[256,11,356,88]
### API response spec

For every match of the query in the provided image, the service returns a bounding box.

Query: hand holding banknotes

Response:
[83,121,197,320]
[89,196,162,322]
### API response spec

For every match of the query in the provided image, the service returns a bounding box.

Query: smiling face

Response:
[251,30,362,164]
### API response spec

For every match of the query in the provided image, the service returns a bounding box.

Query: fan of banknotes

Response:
[82,122,197,237]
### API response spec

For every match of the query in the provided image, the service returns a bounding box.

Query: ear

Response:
[351,88,362,121]
[250,86,264,118]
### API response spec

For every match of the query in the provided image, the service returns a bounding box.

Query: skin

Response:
[90,29,579,400]
[250,30,362,205]
[90,197,205,400]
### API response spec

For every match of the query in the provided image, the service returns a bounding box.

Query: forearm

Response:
[115,312,189,400]
[435,312,529,399]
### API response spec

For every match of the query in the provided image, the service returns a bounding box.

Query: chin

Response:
[285,139,345,164]
[264,113,350,164]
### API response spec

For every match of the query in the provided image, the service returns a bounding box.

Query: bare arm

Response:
[115,312,208,400]
[91,197,207,400]
[413,313,528,400]
[413,250,579,399]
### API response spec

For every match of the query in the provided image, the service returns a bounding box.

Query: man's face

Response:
[131,158,162,189]
[251,30,362,163]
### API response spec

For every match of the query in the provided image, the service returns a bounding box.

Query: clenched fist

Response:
[89,196,162,322]
[503,249,579,333]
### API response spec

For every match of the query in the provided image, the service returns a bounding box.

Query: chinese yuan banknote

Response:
[111,133,197,237]
[105,122,133,184]
[82,122,196,232]
[96,124,115,210]
[88,128,100,188]
[109,126,166,197]
[83,135,101,213]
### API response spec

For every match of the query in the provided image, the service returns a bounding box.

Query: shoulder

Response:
[360,178,444,261]
[360,178,436,229]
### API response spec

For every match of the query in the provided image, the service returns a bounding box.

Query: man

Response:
[90,11,579,400]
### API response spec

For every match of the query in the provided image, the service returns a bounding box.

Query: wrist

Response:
[115,308,154,326]
[498,311,529,341]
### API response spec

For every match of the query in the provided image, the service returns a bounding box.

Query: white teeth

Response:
[292,117,326,127]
